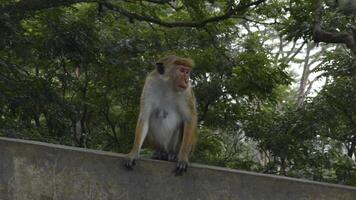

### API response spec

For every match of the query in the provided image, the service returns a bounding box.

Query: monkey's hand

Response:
[124,154,137,170]
[175,160,188,176]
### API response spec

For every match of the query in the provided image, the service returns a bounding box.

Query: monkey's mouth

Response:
[178,80,188,89]
[179,85,187,89]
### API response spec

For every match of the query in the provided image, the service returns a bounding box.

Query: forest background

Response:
[1,0,356,186]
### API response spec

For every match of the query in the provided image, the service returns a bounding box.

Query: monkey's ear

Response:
[156,62,164,74]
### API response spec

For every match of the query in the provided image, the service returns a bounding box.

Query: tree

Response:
[0,0,267,27]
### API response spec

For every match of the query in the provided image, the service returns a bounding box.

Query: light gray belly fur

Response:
[149,106,182,152]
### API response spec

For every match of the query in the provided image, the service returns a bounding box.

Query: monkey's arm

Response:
[124,94,151,169]
[176,96,198,175]
[124,117,150,169]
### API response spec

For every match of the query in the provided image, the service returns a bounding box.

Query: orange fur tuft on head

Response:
[173,58,194,68]
[157,55,194,68]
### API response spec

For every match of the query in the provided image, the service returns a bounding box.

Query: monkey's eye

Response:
[179,67,190,74]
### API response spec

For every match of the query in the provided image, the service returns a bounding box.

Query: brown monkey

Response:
[124,55,198,175]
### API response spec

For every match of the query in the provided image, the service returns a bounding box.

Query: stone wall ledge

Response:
[0,136,355,200]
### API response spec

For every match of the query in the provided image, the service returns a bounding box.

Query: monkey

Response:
[124,55,198,175]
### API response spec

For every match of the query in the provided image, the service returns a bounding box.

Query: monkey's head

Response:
[155,55,194,91]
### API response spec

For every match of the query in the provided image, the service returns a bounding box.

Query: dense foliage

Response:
[1,0,355,186]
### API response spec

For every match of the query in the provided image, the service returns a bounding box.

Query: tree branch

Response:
[0,0,96,16]
[1,0,267,28]
[285,41,306,63]
[239,16,278,25]
[102,0,267,28]
[313,0,356,55]
[142,0,173,4]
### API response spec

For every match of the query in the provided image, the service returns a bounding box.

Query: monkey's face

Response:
[155,63,191,91]
[155,56,192,91]
[175,65,191,90]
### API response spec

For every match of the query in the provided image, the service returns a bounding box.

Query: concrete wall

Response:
[0,137,355,200]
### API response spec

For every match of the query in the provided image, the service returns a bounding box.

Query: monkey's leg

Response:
[152,150,177,161]
[167,153,177,162]
[152,150,168,161]
[124,118,149,169]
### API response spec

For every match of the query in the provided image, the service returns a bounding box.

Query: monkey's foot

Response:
[152,150,168,161]
[124,156,136,170]
[175,160,188,176]
[168,154,177,162]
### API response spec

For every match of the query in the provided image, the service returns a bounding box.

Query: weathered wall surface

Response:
[0,137,355,200]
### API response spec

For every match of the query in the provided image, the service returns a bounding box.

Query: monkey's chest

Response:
[149,107,182,147]
[153,109,169,119]
[150,108,181,129]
